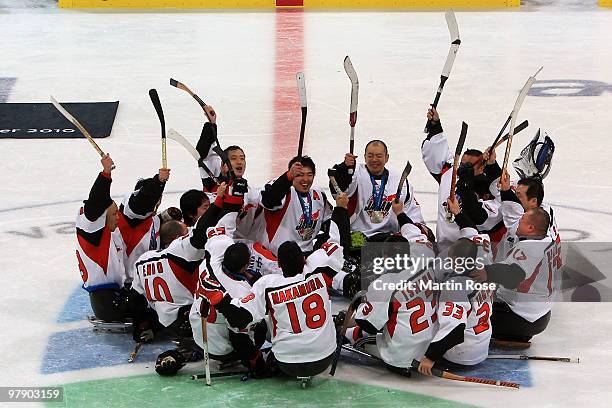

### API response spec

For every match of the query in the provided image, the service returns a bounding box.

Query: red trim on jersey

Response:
[168,258,198,295]
[321,272,333,288]
[77,226,112,275]
[253,242,277,261]
[517,259,543,293]
[269,305,278,338]
[347,188,359,217]
[440,163,452,177]
[386,299,401,338]
[100,171,112,180]
[352,325,363,342]
[264,191,292,242]
[117,211,154,256]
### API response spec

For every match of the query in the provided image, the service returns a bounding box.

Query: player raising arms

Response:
[194,104,262,241]
[330,140,424,240]
[260,156,333,255]
[421,107,503,252]
[76,154,129,322]
[199,193,354,380]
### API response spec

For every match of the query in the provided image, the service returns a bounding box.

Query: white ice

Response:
[0,2,611,407]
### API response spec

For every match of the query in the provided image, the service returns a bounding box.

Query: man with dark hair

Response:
[198,193,355,380]
[180,190,210,227]
[76,154,130,322]
[421,106,503,252]
[516,177,544,209]
[260,155,332,255]
[193,105,261,241]
[330,138,424,240]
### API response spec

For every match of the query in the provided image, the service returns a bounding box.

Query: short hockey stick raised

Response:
[344,56,359,174]
[296,72,307,157]
[50,96,114,168]
[493,120,529,149]
[394,161,412,204]
[424,10,461,132]
[149,89,167,169]
[501,67,543,174]
[487,354,579,363]
[411,359,520,389]
[169,78,212,122]
[167,129,221,185]
[449,122,468,202]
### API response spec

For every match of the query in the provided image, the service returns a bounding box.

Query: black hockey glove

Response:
[155,349,186,377]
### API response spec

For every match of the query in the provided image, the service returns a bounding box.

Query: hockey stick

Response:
[501,67,543,174]
[127,342,142,363]
[330,290,367,376]
[449,122,469,202]
[341,344,383,362]
[394,161,412,204]
[50,96,114,169]
[200,314,212,386]
[344,56,359,174]
[167,129,221,185]
[169,78,212,122]
[493,120,529,149]
[328,168,343,195]
[424,10,461,132]
[296,72,307,157]
[487,354,579,363]
[411,359,520,389]
[149,89,167,169]
[191,371,248,380]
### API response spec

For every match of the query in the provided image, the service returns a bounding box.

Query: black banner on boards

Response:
[0,102,118,139]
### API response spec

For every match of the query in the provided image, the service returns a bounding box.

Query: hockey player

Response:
[485,171,561,342]
[260,156,332,255]
[76,154,129,322]
[117,166,180,282]
[189,203,270,377]
[194,104,262,241]
[421,107,503,252]
[130,185,230,345]
[199,193,354,379]
[415,198,497,374]
[348,200,439,374]
[180,189,210,227]
[330,140,424,239]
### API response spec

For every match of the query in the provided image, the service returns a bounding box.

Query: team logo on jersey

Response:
[295,209,320,241]
[365,194,395,223]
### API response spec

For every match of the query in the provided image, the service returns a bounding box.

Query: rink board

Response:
[58,0,520,9]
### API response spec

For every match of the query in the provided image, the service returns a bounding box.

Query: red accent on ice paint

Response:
[276,0,304,6]
[272,9,304,176]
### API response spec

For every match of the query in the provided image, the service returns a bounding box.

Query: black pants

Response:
[274,353,334,378]
[491,301,551,342]
[89,288,131,322]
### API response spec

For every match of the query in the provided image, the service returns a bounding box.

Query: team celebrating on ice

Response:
[74,96,559,385]
[70,9,562,387]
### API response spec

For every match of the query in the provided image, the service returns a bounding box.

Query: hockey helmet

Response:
[512,129,555,180]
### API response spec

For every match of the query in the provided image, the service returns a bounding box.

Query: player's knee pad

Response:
[155,349,186,376]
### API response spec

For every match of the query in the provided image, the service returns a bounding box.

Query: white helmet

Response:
[512,129,555,180]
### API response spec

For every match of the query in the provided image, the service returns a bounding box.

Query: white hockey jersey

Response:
[231,222,346,364]
[343,163,424,237]
[190,213,256,356]
[117,194,161,282]
[422,132,502,252]
[261,185,332,254]
[76,206,127,291]
[354,223,438,368]
[440,228,494,366]
[132,231,203,327]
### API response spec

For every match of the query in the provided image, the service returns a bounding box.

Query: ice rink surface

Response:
[1,1,611,407]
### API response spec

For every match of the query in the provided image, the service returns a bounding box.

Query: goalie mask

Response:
[512,129,555,180]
